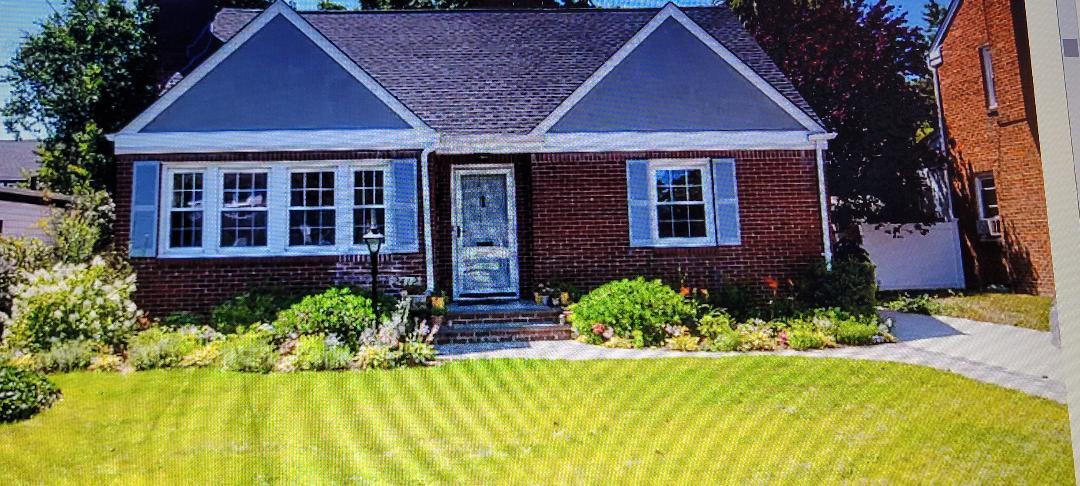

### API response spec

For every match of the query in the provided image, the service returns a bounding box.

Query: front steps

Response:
[434,301,573,344]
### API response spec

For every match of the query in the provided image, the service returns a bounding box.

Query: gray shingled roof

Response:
[0,140,40,181]
[210,7,822,135]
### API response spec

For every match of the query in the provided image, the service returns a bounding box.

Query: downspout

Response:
[810,133,837,268]
[420,147,436,294]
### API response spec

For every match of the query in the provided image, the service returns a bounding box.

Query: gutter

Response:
[420,147,436,294]
[809,132,837,267]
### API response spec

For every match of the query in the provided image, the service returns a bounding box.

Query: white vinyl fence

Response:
[860,221,965,291]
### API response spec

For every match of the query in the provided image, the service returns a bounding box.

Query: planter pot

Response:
[543,295,552,306]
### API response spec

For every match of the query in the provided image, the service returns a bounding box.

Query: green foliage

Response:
[179,343,222,369]
[0,364,60,423]
[696,310,735,340]
[706,283,754,321]
[664,329,701,352]
[212,291,294,334]
[601,335,636,349]
[36,340,97,372]
[787,326,835,351]
[219,333,276,373]
[87,353,123,372]
[127,329,200,370]
[354,345,398,370]
[883,293,943,315]
[735,323,778,352]
[797,258,878,315]
[568,278,694,347]
[399,340,436,366]
[272,288,375,347]
[160,312,205,329]
[2,0,159,192]
[317,0,348,9]
[2,257,139,351]
[703,332,739,352]
[808,309,891,346]
[293,335,352,371]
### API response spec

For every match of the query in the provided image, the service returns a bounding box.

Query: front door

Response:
[452,166,519,300]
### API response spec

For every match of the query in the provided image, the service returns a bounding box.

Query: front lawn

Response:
[935,292,1053,331]
[0,358,1072,483]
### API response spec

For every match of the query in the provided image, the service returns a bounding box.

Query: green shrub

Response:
[179,343,222,368]
[787,326,835,350]
[355,345,399,370]
[697,310,736,340]
[796,258,877,315]
[703,332,739,352]
[883,293,942,315]
[87,353,123,372]
[160,311,205,329]
[2,257,139,351]
[219,333,276,373]
[293,334,352,371]
[706,283,754,321]
[664,328,701,352]
[830,320,880,345]
[601,335,636,349]
[400,340,436,366]
[211,291,294,334]
[36,340,97,372]
[272,288,376,347]
[128,329,200,370]
[569,278,694,347]
[736,322,778,351]
[0,364,60,423]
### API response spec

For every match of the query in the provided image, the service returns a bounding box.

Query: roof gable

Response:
[206,6,823,135]
[122,1,427,134]
[547,17,804,133]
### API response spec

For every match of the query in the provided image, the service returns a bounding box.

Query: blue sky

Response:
[0,0,935,140]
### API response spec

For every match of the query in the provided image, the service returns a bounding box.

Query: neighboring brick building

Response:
[112,3,835,316]
[929,0,1054,296]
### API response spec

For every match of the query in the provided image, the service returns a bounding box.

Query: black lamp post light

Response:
[362,224,386,320]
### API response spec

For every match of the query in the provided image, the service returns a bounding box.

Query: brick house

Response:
[111,1,834,316]
[929,0,1054,296]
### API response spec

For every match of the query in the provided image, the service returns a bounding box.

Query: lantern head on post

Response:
[362,225,385,319]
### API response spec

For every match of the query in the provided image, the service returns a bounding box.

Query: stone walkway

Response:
[437,311,1067,403]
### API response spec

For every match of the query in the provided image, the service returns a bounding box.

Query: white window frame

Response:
[974,172,999,220]
[219,168,270,251]
[158,160,393,258]
[979,45,999,112]
[352,168,387,245]
[161,169,207,255]
[647,158,716,248]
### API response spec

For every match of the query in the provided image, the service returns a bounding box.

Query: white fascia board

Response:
[928,0,963,66]
[530,3,826,136]
[116,1,429,136]
[434,130,817,153]
[113,129,437,155]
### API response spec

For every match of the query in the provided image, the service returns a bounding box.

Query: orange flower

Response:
[763,276,779,291]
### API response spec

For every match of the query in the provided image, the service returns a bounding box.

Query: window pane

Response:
[223,172,267,209]
[353,208,386,244]
[169,211,202,248]
[222,211,267,248]
[289,209,336,246]
[979,176,999,218]
[171,173,203,209]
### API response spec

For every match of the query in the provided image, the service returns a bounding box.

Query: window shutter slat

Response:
[712,158,741,245]
[130,160,160,257]
[386,158,419,253]
[626,159,652,247]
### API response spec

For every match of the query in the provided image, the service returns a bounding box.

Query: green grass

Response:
[0,358,1073,484]
[935,293,1053,331]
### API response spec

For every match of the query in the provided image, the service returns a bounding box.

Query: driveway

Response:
[438,311,1067,403]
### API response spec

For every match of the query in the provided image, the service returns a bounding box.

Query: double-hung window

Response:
[353,169,385,242]
[221,171,268,248]
[168,172,203,248]
[289,170,336,247]
[974,172,1002,239]
[650,160,715,246]
[979,45,998,112]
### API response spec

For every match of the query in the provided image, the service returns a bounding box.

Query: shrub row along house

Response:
[111,1,834,316]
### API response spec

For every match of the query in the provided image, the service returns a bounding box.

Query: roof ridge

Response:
[219,6,728,15]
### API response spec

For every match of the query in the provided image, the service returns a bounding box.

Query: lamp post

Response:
[362,225,385,320]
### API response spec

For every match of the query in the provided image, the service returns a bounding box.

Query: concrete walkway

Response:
[437,311,1067,403]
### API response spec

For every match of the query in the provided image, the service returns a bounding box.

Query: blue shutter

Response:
[626,159,652,247]
[386,159,419,253]
[712,158,741,245]
[129,161,160,257]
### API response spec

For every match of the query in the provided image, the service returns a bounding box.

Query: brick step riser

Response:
[435,326,573,344]
[447,316,562,326]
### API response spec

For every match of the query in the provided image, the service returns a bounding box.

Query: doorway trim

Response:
[450,164,520,301]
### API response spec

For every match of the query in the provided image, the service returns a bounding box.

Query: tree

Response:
[923,0,948,43]
[726,0,946,234]
[317,0,349,10]
[2,0,159,194]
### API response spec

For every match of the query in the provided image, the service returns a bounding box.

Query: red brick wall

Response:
[937,0,1055,295]
[526,151,826,294]
[115,150,427,316]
